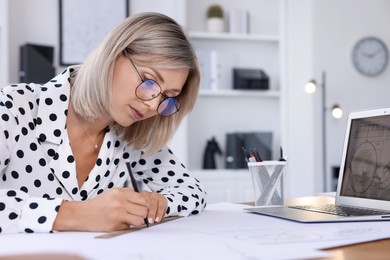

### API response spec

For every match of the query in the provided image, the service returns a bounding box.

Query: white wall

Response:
[0,0,9,87]
[8,0,58,83]
[285,0,322,196]
[282,0,390,196]
[313,0,390,191]
[130,0,186,27]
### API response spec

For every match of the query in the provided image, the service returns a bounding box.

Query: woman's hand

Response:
[140,191,167,224]
[53,188,149,232]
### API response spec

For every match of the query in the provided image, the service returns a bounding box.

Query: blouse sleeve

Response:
[0,105,62,234]
[0,189,62,234]
[131,147,207,217]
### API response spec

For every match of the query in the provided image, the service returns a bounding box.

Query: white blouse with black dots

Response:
[0,66,207,234]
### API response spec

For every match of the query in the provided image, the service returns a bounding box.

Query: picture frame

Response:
[59,0,129,66]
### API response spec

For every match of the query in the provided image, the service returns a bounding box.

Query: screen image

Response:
[340,114,390,201]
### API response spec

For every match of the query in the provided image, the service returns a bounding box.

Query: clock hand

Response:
[364,48,383,58]
[370,48,383,57]
[362,51,372,58]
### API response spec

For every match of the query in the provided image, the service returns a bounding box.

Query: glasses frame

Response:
[126,56,180,117]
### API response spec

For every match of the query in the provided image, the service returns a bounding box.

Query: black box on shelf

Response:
[19,43,55,84]
[225,132,273,169]
[233,68,269,90]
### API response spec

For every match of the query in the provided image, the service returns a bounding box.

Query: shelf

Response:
[199,89,280,98]
[188,31,280,43]
[184,0,284,179]
[190,169,254,203]
[191,169,250,175]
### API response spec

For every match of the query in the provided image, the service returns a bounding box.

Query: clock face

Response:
[352,37,389,77]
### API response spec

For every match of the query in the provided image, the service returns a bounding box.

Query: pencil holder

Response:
[248,161,287,207]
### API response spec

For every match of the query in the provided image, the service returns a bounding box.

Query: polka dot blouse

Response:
[0,67,207,234]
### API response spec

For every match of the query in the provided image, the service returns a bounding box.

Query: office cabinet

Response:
[191,169,254,203]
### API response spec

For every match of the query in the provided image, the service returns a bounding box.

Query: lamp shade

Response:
[331,105,343,119]
[305,79,317,94]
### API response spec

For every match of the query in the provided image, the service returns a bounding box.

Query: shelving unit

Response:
[199,89,280,98]
[188,31,280,42]
[129,0,289,202]
[184,0,285,173]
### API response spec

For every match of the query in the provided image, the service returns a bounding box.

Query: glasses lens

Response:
[136,79,161,100]
[158,97,180,117]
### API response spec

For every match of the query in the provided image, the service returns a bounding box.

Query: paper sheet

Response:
[1,202,390,259]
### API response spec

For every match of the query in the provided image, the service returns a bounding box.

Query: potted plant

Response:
[206,4,224,33]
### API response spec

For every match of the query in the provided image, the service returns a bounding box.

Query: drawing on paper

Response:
[200,226,382,245]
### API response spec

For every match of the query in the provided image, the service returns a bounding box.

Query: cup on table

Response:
[248,160,287,207]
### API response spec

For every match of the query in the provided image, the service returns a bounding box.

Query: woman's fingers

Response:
[88,188,149,229]
[141,191,167,224]
[154,195,167,223]
[77,188,169,230]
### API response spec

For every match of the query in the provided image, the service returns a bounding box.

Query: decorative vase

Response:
[207,18,224,33]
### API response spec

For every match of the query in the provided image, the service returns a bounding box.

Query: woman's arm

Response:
[132,147,207,219]
[0,188,63,233]
[0,121,63,234]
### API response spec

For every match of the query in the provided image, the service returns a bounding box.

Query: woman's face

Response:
[109,55,189,126]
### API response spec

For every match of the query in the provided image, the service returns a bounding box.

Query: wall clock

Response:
[352,36,389,77]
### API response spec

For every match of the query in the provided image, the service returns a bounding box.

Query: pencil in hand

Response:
[125,160,150,227]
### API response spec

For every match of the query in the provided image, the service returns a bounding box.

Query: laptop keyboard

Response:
[289,204,390,217]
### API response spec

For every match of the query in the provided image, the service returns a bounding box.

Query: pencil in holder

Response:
[248,160,287,207]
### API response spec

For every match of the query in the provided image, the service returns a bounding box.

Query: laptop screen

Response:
[340,114,390,201]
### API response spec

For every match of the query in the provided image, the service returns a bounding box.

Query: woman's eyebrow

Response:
[147,67,183,94]
[150,67,165,84]
[167,89,182,95]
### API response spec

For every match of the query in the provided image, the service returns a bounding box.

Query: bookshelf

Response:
[184,0,286,172]
[130,0,289,202]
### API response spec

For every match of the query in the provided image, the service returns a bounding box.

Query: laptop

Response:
[245,106,390,223]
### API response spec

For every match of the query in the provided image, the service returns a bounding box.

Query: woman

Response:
[0,12,207,233]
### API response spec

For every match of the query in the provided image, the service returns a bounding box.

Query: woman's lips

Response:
[130,106,144,120]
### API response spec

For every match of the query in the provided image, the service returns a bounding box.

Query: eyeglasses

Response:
[127,57,180,117]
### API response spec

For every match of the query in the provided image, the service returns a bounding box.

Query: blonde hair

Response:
[71,12,200,154]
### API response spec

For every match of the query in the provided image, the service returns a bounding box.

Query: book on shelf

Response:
[228,8,249,34]
[196,49,219,91]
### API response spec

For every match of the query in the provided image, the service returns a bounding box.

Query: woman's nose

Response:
[142,97,161,112]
